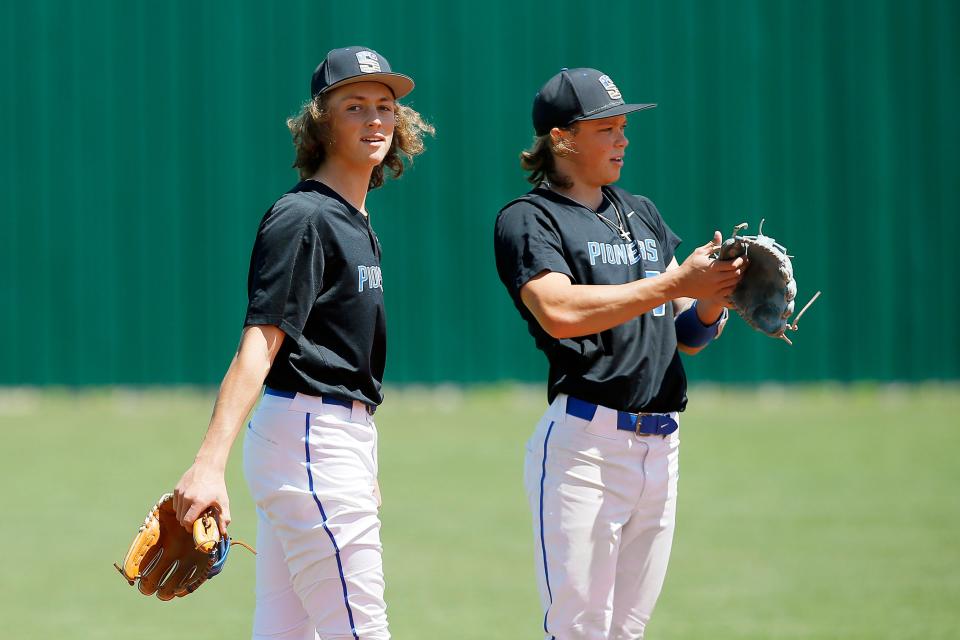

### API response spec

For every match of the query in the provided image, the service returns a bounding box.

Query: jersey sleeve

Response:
[244,200,325,341]
[639,196,682,265]
[493,200,573,296]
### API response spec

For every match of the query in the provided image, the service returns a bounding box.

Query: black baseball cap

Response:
[532,68,655,136]
[311,46,414,99]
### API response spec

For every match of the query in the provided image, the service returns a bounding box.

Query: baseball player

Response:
[172,46,433,640]
[493,68,747,639]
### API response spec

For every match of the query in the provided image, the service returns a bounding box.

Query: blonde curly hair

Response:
[287,94,435,189]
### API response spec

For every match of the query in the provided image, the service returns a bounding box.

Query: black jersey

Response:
[245,180,386,406]
[494,185,685,413]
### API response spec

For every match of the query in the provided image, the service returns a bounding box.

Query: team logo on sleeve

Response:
[356,51,382,73]
[357,265,383,292]
[598,75,622,100]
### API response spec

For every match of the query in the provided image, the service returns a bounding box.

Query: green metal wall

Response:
[2,0,957,385]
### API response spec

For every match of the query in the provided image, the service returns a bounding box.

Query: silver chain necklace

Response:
[546,184,633,242]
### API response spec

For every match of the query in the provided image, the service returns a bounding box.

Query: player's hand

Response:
[699,293,737,311]
[174,463,231,535]
[675,231,748,300]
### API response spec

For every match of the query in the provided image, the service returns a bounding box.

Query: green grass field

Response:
[1,385,958,639]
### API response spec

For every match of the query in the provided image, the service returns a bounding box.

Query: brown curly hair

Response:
[519,126,578,188]
[287,94,435,189]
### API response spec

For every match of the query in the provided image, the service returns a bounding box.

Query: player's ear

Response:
[550,127,575,156]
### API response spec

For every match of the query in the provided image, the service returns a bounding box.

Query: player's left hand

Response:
[700,288,745,312]
[715,219,820,344]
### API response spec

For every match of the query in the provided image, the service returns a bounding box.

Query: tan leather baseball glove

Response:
[114,493,254,601]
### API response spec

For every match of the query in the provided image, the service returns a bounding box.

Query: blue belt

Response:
[565,396,678,436]
[264,387,356,411]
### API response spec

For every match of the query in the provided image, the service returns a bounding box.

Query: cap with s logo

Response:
[311,46,414,99]
[532,68,655,136]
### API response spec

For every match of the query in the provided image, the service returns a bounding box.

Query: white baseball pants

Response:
[243,391,388,640]
[524,394,680,640]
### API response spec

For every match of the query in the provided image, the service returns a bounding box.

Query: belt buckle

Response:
[633,412,654,437]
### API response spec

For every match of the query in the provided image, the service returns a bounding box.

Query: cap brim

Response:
[576,102,657,122]
[321,73,415,100]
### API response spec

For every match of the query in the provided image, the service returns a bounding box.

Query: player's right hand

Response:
[174,463,231,535]
[675,231,748,300]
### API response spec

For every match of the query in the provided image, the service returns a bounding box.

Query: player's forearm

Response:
[193,359,266,470]
[676,299,729,355]
[541,271,682,338]
[695,299,726,325]
[193,327,280,471]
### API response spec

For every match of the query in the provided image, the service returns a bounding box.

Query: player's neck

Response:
[548,181,604,212]
[311,162,373,216]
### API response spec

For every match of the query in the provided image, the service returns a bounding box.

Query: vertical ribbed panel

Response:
[1,0,956,385]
